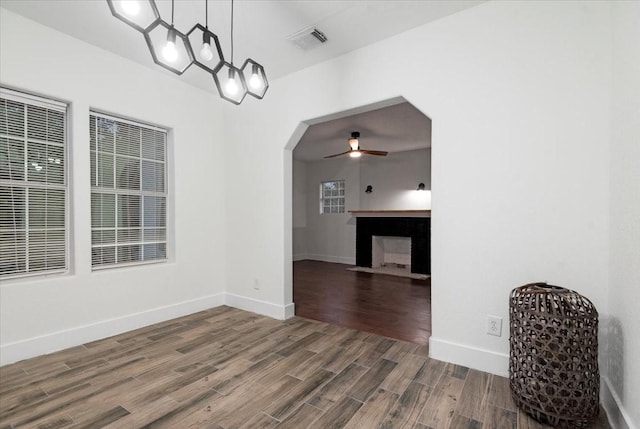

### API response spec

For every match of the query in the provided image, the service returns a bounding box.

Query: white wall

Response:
[606,2,640,428]
[292,148,430,263]
[299,156,360,264]
[360,148,431,210]
[223,0,611,382]
[292,159,307,259]
[0,10,227,364]
[2,4,636,427]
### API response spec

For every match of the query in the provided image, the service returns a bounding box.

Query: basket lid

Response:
[511,282,598,317]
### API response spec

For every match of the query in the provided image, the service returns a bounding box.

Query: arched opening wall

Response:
[221,1,610,377]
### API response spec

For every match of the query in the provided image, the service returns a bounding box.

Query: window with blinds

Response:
[0,88,68,279]
[89,112,168,268]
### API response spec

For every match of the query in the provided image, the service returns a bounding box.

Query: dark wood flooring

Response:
[293,260,431,345]
[0,306,612,428]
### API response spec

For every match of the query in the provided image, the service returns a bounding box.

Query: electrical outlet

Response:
[487,316,502,337]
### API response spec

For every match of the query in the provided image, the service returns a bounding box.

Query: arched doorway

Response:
[287,97,432,344]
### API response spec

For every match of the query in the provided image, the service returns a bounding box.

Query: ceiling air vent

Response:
[287,27,328,51]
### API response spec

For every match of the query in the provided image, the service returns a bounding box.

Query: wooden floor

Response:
[294,260,431,345]
[0,306,611,429]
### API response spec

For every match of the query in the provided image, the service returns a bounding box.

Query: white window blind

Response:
[0,88,68,279]
[320,180,345,214]
[90,112,168,268]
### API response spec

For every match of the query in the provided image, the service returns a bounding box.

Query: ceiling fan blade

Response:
[360,149,388,156]
[324,150,353,159]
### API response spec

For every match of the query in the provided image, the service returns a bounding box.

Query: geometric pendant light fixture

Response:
[144,18,195,75]
[106,0,268,105]
[107,0,159,33]
[187,0,224,73]
[212,0,248,105]
[214,61,248,105]
[241,58,269,99]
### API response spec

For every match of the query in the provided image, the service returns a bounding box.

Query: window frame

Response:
[89,110,169,270]
[319,180,345,214]
[0,87,69,280]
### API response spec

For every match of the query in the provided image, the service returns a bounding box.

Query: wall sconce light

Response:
[417,183,426,191]
[365,185,373,193]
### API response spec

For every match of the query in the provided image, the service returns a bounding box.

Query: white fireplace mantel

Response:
[348,210,431,218]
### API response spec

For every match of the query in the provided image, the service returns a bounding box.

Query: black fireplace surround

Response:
[355,217,430,275]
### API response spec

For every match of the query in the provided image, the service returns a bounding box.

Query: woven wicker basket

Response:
[509,283,599,428]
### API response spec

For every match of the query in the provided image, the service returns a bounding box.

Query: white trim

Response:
[292,253,310,262]
[224,293,295,320]
[303,254,356,265]
[602,376,637,429]
[1,86,67,111]
[89,109,167,133]
[0,293,225,366]
[429,336,509,377]
[0,88,70,281]
[0,292,296,367]
[283,302,295,319]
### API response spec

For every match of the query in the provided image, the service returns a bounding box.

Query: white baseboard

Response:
[302,254,356,265]
[0,292,296,367]
[283,302,295,319]
[293,253,310,262]
[224,293,295,320]
[429,336,509,377]
[0,293,225,366]
[602,376,637,429]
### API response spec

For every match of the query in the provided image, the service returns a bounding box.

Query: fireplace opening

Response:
[372,236,412,275]
[355,216,430,275]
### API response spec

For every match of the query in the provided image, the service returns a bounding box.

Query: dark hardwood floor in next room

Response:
[293,260,431,345]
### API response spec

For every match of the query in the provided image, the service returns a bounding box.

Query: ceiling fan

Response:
[324,131,389,159]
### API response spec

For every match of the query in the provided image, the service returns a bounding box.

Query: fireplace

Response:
[372,236,412,270]
[355,215,430,275]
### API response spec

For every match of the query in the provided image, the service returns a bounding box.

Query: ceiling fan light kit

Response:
[324,131,389,159]
[106,0,268,105]
[348,131,360,150]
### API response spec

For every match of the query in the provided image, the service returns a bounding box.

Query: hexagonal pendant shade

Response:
[241,59,269,99]
[187,24,225,73]
[107,0,160,33]
[106,0,267,105]
[213,62,248,105]
[144,21,195,75]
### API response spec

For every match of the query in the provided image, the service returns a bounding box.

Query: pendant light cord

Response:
[171,0,175,25]
[230,0,234,65]
[205,0,208,28]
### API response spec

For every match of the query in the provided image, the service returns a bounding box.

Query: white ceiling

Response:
[0,0,484,93]
[1,0,476,161]
[294,101,431,162]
